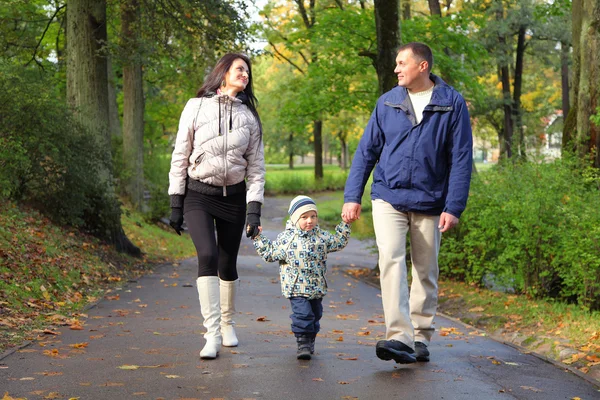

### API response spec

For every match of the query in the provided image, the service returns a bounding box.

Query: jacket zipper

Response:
[223,97,228,196]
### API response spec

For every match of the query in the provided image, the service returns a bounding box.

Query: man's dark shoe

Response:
[375,340,416,364]
[415,341,430,362]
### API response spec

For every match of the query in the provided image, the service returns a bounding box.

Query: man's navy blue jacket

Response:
[344,74,473,218]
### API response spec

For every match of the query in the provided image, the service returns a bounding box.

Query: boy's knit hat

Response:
[288,195,318,225]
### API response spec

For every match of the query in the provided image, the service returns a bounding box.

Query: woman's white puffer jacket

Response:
[168,95,265,203]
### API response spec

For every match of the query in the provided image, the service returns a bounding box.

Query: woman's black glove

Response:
[169,208,184,235]
[246,201,261,238]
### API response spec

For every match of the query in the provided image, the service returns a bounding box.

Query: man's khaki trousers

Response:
[372,199,442,348]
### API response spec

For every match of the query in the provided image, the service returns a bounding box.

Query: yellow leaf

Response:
[117,365,139,370]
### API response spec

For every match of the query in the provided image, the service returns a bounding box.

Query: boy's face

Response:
[297,210,318,231]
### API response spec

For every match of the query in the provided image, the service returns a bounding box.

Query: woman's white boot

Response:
[220,279,239,347]
[197,276,222,359]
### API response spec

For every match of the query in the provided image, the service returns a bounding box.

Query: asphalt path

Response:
[2,195,599,399]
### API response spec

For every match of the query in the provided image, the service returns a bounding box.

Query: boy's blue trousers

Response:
[289,297,323,338]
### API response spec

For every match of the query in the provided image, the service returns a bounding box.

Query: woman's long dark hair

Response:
[197,53,262,136]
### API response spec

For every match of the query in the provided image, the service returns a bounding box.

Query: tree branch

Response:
[269,41,305,75]
[24,4,65,68]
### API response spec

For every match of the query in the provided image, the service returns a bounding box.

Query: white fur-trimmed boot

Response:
[197,276,222,359]
[220,279,239,347]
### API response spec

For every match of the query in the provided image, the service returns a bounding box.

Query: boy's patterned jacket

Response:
[253,220,351,300]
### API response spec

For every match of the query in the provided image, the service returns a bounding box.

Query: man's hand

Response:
[438,212,458,233]
[341,202,361,224]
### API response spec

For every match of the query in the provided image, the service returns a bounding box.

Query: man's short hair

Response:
[397,42,433,72]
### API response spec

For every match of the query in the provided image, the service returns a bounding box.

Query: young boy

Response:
[253,195,351,360]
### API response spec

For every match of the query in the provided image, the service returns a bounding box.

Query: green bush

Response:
[0,64,113,230]
[440,157,600,309]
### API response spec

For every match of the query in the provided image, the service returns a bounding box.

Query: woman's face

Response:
[223,58,249,95]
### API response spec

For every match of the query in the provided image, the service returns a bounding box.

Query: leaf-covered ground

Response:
[0,201,195,354]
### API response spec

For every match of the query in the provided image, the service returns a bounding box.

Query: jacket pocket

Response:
[190,151,205,173]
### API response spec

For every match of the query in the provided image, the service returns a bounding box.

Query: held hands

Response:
[169,207,184,236]
[341,202,361,224]
[438,212,458,233]
[246,201,262,239]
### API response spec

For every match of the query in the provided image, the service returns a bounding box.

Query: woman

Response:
[168,53,265,359]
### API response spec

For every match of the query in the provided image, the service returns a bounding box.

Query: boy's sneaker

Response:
[296,336,312,360]
[375,340,417,364]
[415,341,430,362]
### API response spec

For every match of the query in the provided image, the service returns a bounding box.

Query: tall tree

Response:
[567,0,600,167]
[373,0,400,95]
[121,0,145,210]
[66,0,139,255]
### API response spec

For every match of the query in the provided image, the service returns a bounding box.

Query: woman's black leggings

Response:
[184,208,245,281]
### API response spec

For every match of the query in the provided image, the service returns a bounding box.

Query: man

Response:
[342,42,473,364]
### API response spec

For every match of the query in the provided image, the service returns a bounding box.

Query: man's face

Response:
[394,49,427,90]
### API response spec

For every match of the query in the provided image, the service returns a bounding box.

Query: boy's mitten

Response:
[246,201,261,238]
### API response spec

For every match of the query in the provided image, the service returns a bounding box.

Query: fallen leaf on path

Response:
[164,375,180,378]
[2,392,28,400]
[256,316,269,322]
[312,378,324,381]
[336,314,358,320]
[117,365,139,370]
[520,386,542,393]
[69,343,88,349]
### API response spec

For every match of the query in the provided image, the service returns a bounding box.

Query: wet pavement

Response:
[2,195,599,399]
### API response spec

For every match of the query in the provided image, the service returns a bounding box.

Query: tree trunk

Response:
[374,0,401,95]
[513,25,526,159]
[401,0,411,20]
[428,0,442,18]
[66,0,140,256]
[288,133,294,169]
[496,1,513,159]
[571,0,600,166]
[107,59,122,139]
[313,120,323,180]
[338,131,348,170]
[560,40,570,127]
[121,0,145,211]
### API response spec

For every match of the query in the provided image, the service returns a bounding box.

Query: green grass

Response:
[264,164,349,195]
